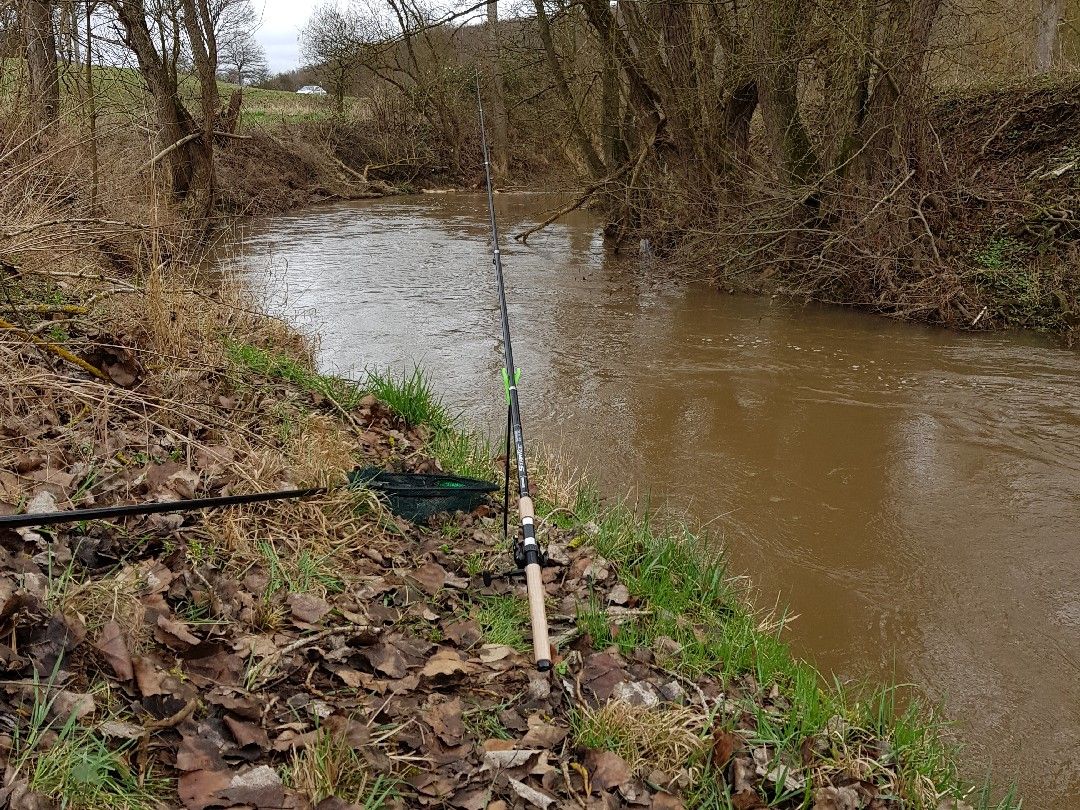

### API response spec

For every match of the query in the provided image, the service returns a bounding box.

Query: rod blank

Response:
[0,487,326,530]
[476,85,552,672]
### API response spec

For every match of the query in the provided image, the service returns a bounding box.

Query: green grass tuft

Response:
[226,341,364,409]
[558,485,1022,810]
[430,428,494,480]
[281,725,397,807]
[473,595,530,650]
[258,540,344,596]
[361,365,449,430]
[13,667,168,810]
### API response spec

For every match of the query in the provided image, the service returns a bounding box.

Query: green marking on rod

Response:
[501,367,521,404]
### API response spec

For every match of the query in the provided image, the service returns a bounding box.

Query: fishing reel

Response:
[482,539,556,585]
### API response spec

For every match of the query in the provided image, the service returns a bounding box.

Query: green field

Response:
[0,61,361,128]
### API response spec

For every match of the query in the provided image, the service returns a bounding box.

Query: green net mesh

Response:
[349,466,498,524]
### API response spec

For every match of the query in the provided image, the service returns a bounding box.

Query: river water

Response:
[226,192,1080,806]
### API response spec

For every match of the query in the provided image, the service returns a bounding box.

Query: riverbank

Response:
[1,218,1021,808]
[609,77,1080,345]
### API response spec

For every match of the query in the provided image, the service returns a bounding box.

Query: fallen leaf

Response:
[812,786,862,810]
[652,791,685,809]
[712,729,739,769]
[484,748,542,769]
[154,615,200,650]
[421,647,476,678]
[49,690,95,723]
[133,656,166,697]
[612,680,659,707]
[324,714,370,748]
[176,727,228,772]
[732,791,767,810]
[95,621,133,681]
[428,696,465,746]
[287,592,331,625]
[479,644,515,664]
[521,716,568,748]
[178,770,231,810]
[507,777,555,809]
[442,619,483,648]
[98,720,145,739]
[328,665,367,688]
[316,798,364,810]
[224,715,270,750]
[587,750,631,792]
[581,652,627,701]
[184,645,243,686]
[364,641,408,678]
[218,764,285,807]
[409,562,447,595]
[448,787,489,810]
[731,757,756,794]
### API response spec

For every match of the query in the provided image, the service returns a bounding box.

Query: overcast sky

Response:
[252,0,487,74]
[255,0,308,73]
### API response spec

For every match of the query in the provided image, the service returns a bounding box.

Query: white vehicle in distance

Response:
[296,85,328,95]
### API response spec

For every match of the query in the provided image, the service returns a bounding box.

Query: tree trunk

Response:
[600,32,625,171]
[852,0,942,187]
[657,0,697,157]
[716,80,757,171]
[21,0,59,131]
[752,0,818,185]
[180,0,220,210]
[485,0,508,180]
[85,0,98,213]
[580,0,663,138]
[533,0,605,178]
[1035,0,1064,72]
[111,0,212,215]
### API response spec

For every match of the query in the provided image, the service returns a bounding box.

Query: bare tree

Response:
[108,0,213,215]
[300,3,367,115]
[221,27,267,85]
[532,0,603,177]
[216,0,265,85]
[1036,0,1064,71]
[482,0,507,179]
[19,0,58,131]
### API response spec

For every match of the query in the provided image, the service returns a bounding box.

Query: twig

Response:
[140,132,201,172]
[145,697,197,729]
[914,193,942,264]
[560,749,588,809]
[656,664,711,712]
[10,304,89,316]
[244,626,345,688]
[0,315,109,381]
[1,218,147,239]
[19,268,140,291]
[514,140,650,244]
[979,110,1020,156]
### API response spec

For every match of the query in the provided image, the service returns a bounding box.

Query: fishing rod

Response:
[476,85,552,672]
[0,486,327,530]
[0,469,496,531]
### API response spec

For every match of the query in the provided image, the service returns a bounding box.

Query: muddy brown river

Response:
[227,193,1080,807]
